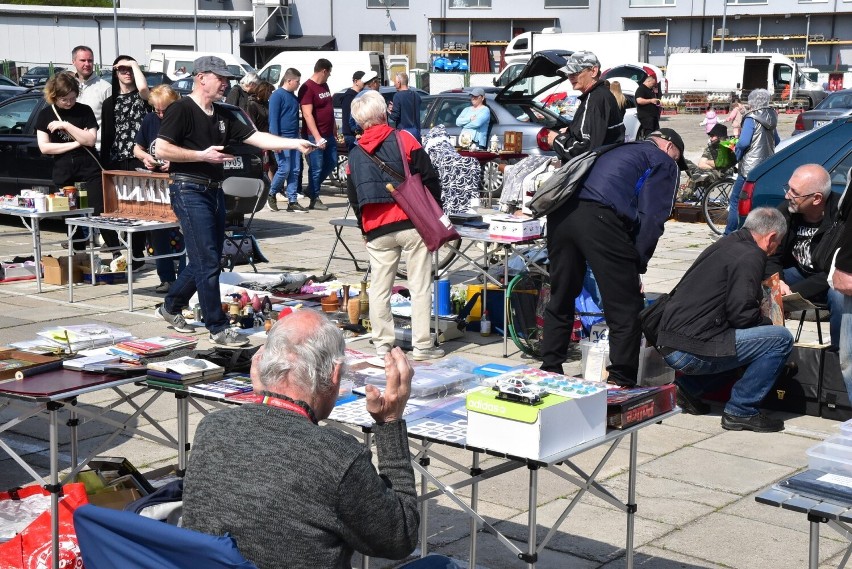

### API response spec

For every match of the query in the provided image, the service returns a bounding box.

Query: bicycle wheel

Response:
[506,270,551,358]
[702,178,733,235]
[396,238,461,279]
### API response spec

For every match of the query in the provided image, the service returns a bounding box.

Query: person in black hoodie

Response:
[657,207,793,432]
[830,169,852,402]
[764,164,842,348]
[347,90,443,362]
[546,51,624,159]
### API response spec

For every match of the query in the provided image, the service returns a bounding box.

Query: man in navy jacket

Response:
[540,129,685,387]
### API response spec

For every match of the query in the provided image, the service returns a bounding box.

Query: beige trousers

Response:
[366,229,433,350]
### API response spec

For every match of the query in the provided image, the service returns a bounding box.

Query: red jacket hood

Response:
[359,124,396,154]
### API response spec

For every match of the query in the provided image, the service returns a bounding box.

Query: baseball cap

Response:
[191,56,236,79]
[352,70,366,81]
[558,51,601,76]
[649,128,688,171]
[361,70,379,84]
[708,123,728,138]
[645,69,658,81]
[470,87,485,97]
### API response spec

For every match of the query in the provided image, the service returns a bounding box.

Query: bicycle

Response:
[684,165,736,235]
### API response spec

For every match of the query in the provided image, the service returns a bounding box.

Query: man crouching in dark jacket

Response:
[657,207,793,432]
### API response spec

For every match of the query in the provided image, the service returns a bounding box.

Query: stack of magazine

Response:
[188,373,254,399]
[146,356,224,389]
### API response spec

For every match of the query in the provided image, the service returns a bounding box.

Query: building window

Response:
[545,0,589,6]
[798,0,828,3]
[629,0,675,6]
[367,0,410,6]
[448,0,492,8]
[725,0,765,4]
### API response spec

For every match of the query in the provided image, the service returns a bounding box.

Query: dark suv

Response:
[0,91,265,195]
[19,66,66,88]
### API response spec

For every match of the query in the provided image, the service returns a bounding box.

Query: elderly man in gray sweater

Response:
[182,310,457,569]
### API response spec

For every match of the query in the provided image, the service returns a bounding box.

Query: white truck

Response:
[493,28,651,88]
[665,52,827,109]
[256,51,387,95]
[148,50,255,81]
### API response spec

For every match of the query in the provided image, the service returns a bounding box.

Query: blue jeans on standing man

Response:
[270,149,302,204]
[306,134,337,201]
[663,325,793,417]
[163,181,228,334]
[783,266,843,349]
[724,175,745,235]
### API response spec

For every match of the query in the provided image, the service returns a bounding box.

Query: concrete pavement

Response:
[1,111,845,569]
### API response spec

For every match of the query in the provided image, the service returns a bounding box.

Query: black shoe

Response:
[676,385,711,415]
[287,201,308,213]
[308,199,328,211]
[266,195,279,211]
[721,412,784,433]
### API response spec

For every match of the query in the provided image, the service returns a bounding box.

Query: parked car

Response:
[98,70,170,89]
[738,117,852,219]
[793,89,852,135]
[0,74,17,87]
[600,63,667,96]
[0,91,265,195]
[19,66,66,88]
[0,85,26,102]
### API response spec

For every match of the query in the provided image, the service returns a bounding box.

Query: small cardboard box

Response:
[87,487,142,510]
[465,385,606,460]
[41,254,84,285]
[488,215,542,240]
[606,384,676,429]
[47,195,69,212]
[81,266,127,285]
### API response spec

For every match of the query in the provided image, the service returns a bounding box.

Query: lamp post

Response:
[664,18,671,66]
[720,0,728,52]
[112,0,118,56]
[194,0,198,50]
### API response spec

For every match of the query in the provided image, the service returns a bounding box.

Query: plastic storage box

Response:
[807,441,852,475]
[840,418,852,437]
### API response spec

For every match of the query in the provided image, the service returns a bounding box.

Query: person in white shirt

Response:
[71,45,111,149]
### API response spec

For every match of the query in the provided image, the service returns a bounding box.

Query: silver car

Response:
[793,88,852,134]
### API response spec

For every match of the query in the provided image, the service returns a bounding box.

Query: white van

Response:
[148,50,255,81]
[256,51,386,95]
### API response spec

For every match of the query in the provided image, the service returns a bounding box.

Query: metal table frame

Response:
[64,217,183,311]
[0,208,93,292]
[0,377,180,569]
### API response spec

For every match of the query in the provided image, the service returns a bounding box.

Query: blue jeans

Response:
[724,175,745,235]
[270,148,302,202]
[783,266,842,348]
[663,325,793,416]
[840,294,852,398]
[148,228,187,283]
[164,181,228,334]
[306,134,337,200]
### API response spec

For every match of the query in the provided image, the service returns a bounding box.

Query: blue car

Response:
[738,117,852,217]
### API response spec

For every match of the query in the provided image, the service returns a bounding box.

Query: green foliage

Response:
[6,0,114,6]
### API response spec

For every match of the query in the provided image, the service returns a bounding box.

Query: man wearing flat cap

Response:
[154,56,315,348]
[547,51,624,160]
[541,128,686,388]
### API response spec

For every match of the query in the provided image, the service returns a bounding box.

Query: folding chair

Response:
[323,203,369,275]
[222,177,268,273]
[74,504,258,569]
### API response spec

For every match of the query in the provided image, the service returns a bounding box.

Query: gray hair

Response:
[240,72,259,87]
[743,206,787,238]
[395,72,409,86]
[351,90,388,129]
[748,88,771,109]
[257,312,346,396]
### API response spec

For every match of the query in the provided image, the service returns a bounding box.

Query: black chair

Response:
[795,301,830,344]
[222,177,268,273]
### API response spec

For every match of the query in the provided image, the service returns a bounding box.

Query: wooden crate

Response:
[102,170,176,222]
[673,203,705,224]
[503,131,523,154]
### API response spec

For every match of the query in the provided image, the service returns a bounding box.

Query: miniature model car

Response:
[495,377,548,397]
[493,384,543,405]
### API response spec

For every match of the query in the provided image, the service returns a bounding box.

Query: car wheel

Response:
[482,161,503,199]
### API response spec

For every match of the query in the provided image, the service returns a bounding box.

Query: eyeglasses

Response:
[783,184,819,201]
[57,94,77,105]
[116,66,132,74]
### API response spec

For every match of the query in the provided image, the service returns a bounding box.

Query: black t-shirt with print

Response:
[157,97,256,182]
[35,102,100,185]
[792,219,821,275]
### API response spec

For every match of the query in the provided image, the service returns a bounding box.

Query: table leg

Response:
[626,431,639,569]
[433,251,439,346]
[33,217,42,293]
[127,232,134,312]
[808,514,821,569]
[69,406,78,481]
[469,451,480,568]
[525,465,539,568]
[67,224,75,303]
[176,393,188,475]
[48,402,61,569]
[419,452,430,557]
[503,245,510,358]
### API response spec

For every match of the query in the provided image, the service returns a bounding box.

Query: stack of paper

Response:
[35,324,134,352]
[111,335,197,358]
[188,374,253,398]
[146,356,224,388]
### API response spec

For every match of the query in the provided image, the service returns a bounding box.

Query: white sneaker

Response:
[412,347,445,361]
[209,328,250,348]
[156,305,195,334]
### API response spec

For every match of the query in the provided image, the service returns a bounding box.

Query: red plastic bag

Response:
[0,483,88,569]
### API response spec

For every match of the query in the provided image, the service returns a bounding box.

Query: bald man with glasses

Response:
[764,163,843,348]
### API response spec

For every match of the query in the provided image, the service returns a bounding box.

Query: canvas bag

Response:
[812,167,852,273]
[365,132,460,252]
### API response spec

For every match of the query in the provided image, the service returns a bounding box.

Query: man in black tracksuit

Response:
[547,51,625,160]
[540,129,686,386]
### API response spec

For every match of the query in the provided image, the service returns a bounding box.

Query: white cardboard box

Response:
[465,384,606,461]
[488,215,542,241]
